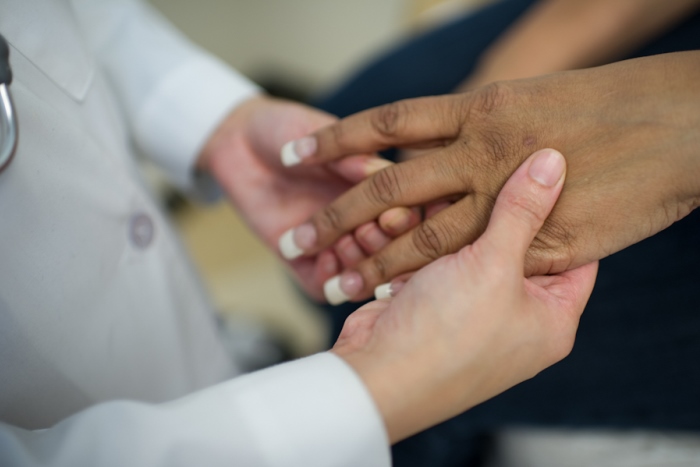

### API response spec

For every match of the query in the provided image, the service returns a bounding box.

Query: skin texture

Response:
[286,52,700,302]
[333,150,598,443]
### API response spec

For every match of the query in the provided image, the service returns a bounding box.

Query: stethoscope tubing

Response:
[0,83,17,172]
[0,33,17,173]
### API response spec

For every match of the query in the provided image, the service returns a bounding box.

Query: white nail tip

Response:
[374,283,393,300]
[279,229,303,260]
[281,141,302,167]
[324,276,350,306]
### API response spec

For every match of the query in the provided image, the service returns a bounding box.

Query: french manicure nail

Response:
[281,137,317,167]
[279,229,304,260]
[374,283,393,300]
[389,280,405,296]
[324,272,364,305]
[278,224,317,260]
[294,223,317,250]
[528,149,565,187]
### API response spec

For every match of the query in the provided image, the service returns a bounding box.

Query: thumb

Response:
[479,149,566,263]
[332,300,389,354]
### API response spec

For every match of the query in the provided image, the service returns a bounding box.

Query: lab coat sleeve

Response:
[70,0,261,198]
[0,353,391,467]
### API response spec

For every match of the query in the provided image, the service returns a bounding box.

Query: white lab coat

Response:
[0,0,390,465]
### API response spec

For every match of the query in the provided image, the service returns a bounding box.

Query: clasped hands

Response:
[278,52,700,306]
[201,51,700,443]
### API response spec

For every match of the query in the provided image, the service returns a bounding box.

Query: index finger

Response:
[281,95,464,167]
[278,148,470,261]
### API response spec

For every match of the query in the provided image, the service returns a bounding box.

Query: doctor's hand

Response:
[198,96,406,300]
[280,52,700,303]
[333,149,599,443]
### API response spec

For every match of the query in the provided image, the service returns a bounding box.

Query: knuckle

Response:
[528,218,578,274]
[437,152,473,190]
[471,82,513,116]
[372,101,404,139]
[315,203,344,234]
[480,127,516,166]
[412,221,447,260]
[363,254,391,285]
[368,166,402,206]
[462,82,523,172]
[330,120,346,147]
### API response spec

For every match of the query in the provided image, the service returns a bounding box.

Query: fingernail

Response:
[374,283,393,300]
[281,137,317,167]
[528,149,565,187]
[364,158,394,176]
[390,280,405,296]
[324,272,364,305]
[294,223,317,250]
[278,224,317,260]
[381,208,412,233]
[375,280,405,300]
[279,229,303,260]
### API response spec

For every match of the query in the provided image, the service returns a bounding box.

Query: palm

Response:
[207,99,353,299]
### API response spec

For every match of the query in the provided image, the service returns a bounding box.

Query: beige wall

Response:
[150,0,411,93]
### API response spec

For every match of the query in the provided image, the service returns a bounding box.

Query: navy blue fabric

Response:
[310,1,700,465]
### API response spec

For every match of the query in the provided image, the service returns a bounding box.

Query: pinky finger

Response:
[314,249,340,286]
[335,234,367,268]
[356,222,392,254]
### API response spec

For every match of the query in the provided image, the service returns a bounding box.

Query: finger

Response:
[328,155,394,184]
[425,201,452,219]
[479,149,566,264]
[323,195,493,304]
[374,272,414,300]
[399,148,433,161]
[304,151,467,256]
[314,249,340,286]
[378,207,422,237]
[334,234,367,269]
[355,222,392,254]
[280,95,463,166]
[278,151,467,260]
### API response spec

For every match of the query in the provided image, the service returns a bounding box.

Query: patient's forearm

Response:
[468,0,700,87]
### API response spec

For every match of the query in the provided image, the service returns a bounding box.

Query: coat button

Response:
[129,212,155,249]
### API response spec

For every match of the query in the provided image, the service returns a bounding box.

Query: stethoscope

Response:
[0,33,18,174]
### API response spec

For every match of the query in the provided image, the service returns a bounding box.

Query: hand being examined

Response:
[199,96,410,300]
[279,52,700,304]
[333,150,598,442]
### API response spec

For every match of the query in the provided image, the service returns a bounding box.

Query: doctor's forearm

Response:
[466,0,700,88]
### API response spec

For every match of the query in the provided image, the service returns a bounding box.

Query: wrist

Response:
[333,343,464,444]
[196,94,272,174]
[659,53,700,210]
[333,347,415,443]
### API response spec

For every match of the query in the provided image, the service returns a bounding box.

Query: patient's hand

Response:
[279,52,700,303]
[333,150,598,443]
[199,96,399,300]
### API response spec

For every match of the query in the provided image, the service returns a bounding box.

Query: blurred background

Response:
[149,0,491,360]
